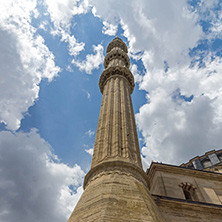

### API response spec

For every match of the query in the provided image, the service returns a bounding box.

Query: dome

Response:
[106,36,128,53]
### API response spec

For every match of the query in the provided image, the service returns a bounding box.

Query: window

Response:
[208,153,220,165]
[179,182,197,201]
[202,159,212,168]
[218,154,222,162]
[192,159,203,170]
[183,190,192,201]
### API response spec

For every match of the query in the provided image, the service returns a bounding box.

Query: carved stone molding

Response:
[106,37,128,53]
[147,162,222,190]
[84,160,149,189]
[104,48,130,69]
[99,66,134,94]
[179,182,197,193]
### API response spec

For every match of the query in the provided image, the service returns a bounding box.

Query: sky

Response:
[0,0,222,221]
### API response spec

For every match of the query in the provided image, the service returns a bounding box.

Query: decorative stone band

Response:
[104,48,130,69]
[106,38,128,54]
[99,66,135,94]
[179,182,197,194]
[83,160,149,189]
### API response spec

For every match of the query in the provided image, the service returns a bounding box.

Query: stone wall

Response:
[147,163,222,221]
[153,196,222,222]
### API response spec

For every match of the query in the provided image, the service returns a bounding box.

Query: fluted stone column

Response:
[68,37,165,222]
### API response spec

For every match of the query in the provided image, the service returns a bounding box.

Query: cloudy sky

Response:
[1,0,222,221]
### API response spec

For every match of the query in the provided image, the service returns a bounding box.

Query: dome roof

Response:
[106,36,128,53]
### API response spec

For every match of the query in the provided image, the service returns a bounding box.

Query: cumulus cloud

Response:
[85,148,94,156]
[0,0,60,130]
[137,56,222,166]
[90,0,202,69]
[44,0,89,29]
[45,0,89,57]
[0,129,84,222]
[73,44,104,74]
[130,64,143,83]
[102,21,118,36]
[90,0,222,168]
[50,26,85,57]
[197,0,222,39]
[0,0,93,131]
[82,90,91,100]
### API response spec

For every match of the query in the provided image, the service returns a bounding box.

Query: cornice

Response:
[104,48,130,69]
[83,160,149,189]
[147,162,222,188]
[99,66,134,94]
[181,149,222,167]
[152,195,222,210]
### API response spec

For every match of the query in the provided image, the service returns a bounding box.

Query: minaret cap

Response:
[106,36,128,53]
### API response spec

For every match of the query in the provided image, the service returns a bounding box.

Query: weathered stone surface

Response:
[148,162,222,221]
[68,164,164,222]
[153,196,222,222]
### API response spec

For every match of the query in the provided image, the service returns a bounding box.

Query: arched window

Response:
[183,190,192,201]
[179,182,197,201]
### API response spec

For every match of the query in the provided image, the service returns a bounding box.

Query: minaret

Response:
[68,37,165,222]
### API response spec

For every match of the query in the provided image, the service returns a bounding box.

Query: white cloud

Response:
[44,0,89,29]
[90,0,203,69]
[199,0,222,39]
[0,129,84,222]
[130,64,143,83]
[73,44,104,74]
[0,0,60,130]
[51,28,85,56]
[85,129,95,137]
[86,91,91,99]
[211,16,222,37]
[66,65,74,72]
[102,21,118,36]
[136,56,222,166]
[39,21,48,31]
[89,0,222,168]
[45,0,89,57]
[198,0,219,14]
[85,148,94,156]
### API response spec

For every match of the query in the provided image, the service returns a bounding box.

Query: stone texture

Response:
[147,162,222,221]
[69,162,164,222]
[92,74,141,169]
[153,197,222,222]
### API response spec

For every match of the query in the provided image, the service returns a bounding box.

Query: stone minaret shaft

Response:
[68,37,165,222]
[91,37,142,169]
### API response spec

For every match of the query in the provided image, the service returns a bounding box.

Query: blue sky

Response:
[0,0,222,221]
